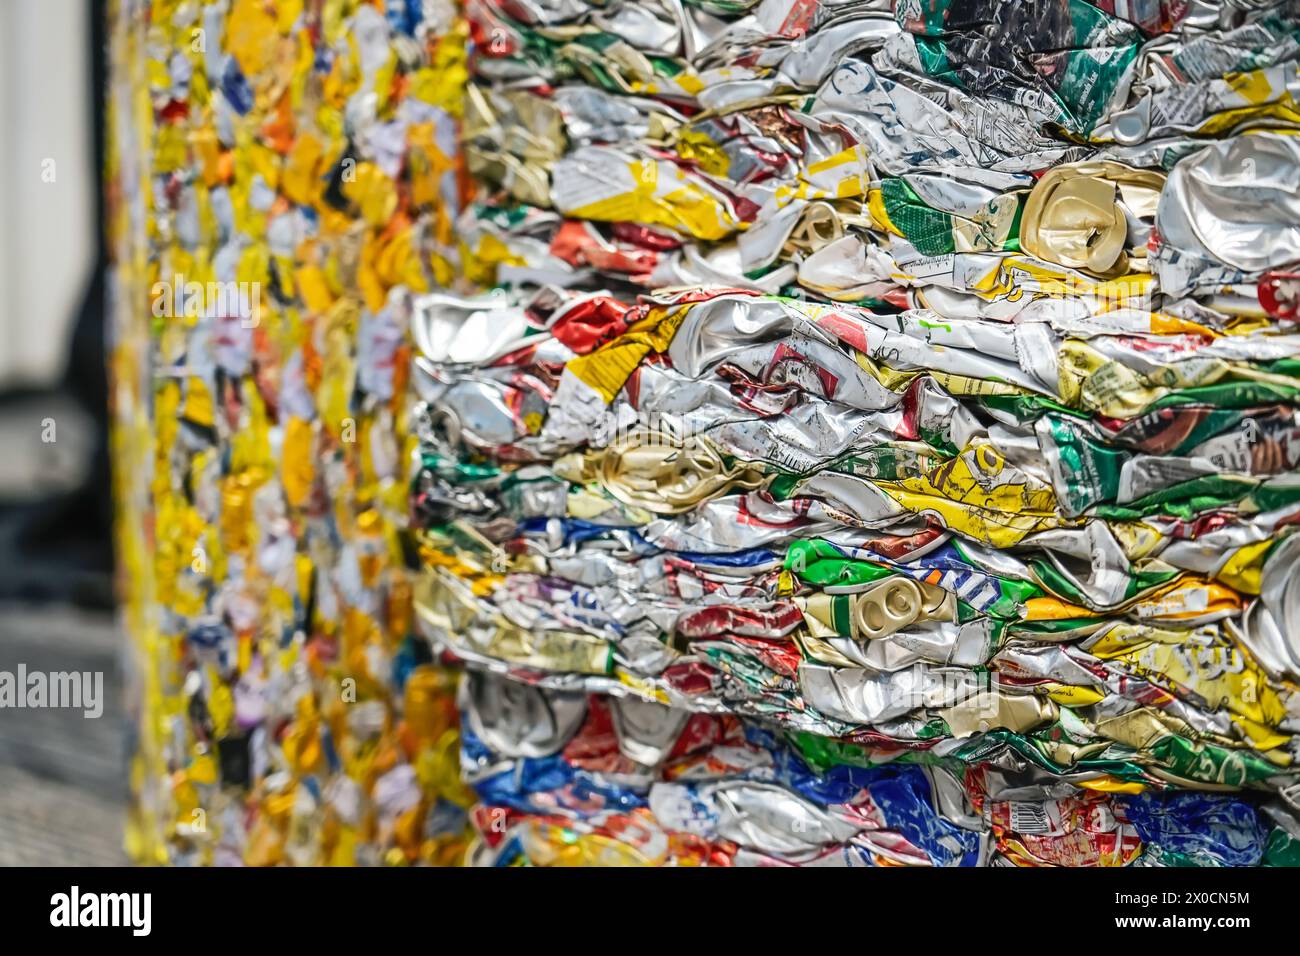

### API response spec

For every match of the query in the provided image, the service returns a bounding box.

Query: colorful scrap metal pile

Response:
[112,0,1300,867]
[414,0,1300,865]
[109,0,473,865]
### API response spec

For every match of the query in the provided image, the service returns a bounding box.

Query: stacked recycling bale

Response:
[109,0,473,865]
[413,0,1300,865]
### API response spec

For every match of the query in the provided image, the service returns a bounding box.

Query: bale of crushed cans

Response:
[108,0,474,865]
[114,0,1300,866]
[416,0,1300,867]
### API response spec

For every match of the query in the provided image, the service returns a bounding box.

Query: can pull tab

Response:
[1259,272,1300,321]
[852,577,923,641]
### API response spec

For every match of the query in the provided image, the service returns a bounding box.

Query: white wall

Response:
[0,0,95,388]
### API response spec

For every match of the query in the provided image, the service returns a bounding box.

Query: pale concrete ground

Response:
[0,604,128,865]
[0,372,125,865]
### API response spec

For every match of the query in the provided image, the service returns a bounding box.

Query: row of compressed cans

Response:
[412,0,1300,866]
[109,0,1300,865]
